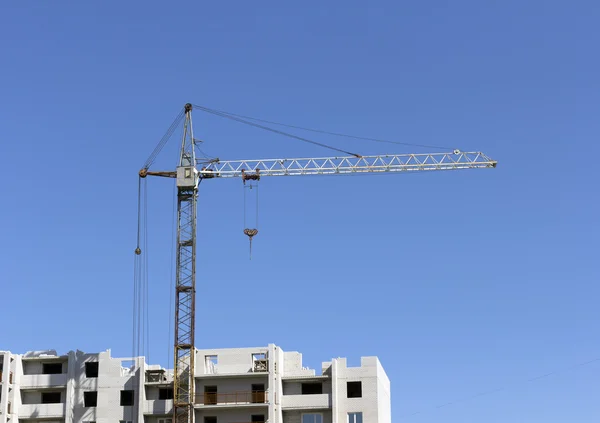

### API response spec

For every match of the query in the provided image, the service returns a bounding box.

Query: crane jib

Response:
[197,152,497,179]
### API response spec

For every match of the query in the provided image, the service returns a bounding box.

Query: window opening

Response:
[41,392,61,404]
[84,391,98,407]
[120,390,135,406]
[42,363,63,374]
[301,414,323,423]
[85,362,99,378]
[347,381,362,398]
[302,382,323,395]
[159,387,174,400]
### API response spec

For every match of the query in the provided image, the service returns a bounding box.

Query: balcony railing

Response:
[196,390,267,405]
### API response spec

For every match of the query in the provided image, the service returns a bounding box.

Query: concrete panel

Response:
[281,394,331,410]
[21,374,68,388]
[144,399,173,415]
[19,403,65,418]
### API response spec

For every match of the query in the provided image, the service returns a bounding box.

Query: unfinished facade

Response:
[0,345,390,423]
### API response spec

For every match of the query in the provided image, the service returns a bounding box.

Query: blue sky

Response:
[1,1,599,422]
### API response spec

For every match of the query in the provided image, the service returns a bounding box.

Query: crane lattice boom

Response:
[198,151,496,179]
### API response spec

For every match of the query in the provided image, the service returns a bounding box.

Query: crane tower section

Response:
[174,103,197,423]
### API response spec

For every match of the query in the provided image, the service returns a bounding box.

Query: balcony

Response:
[281,393,331,409]
[144,399,173,414]
[21,374,68,388]
[195,391,268,407]
[19,403,65,418]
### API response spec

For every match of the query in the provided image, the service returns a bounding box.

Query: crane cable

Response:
[132,177,150,372]
[193,104,455,151]
[142,108,185,170]
[193,104,363,157]
[243,183,259,260]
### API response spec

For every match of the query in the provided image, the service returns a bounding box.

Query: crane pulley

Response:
[137,103,497,423]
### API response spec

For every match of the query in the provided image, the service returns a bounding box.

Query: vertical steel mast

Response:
[174,103,197,423]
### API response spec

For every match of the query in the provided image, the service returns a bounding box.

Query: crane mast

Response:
[173,104,197,423]
[140,104,497,423]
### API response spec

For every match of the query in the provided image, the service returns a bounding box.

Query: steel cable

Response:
[194,104,454,151]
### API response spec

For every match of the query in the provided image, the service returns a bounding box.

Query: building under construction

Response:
[0,346,389,423]
[0,104,494,423]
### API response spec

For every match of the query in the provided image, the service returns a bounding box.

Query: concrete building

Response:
[0,345,390,423]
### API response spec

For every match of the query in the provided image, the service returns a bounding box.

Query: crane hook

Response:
[243,228,258,259]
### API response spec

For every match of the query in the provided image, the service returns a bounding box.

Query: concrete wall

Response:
[331,357,388,423]
[282,352,316,378]
[22,359,67,375]
[196,347,269,375]
[90,351,144,423]
[270,344,283,423]
[0,353,8,423]
[21,389,66,404]
[376,360,391,423]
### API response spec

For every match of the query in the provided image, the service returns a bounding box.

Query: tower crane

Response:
[138,103,497,423]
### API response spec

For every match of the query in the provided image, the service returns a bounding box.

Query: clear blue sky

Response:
[1,1,599,422]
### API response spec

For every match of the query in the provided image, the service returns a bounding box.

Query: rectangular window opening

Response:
[120,390,135,406]
[205,355,218,365]
[302,414,323,423]
[204,417,217,423]
[347,381,362,398]
[85,362,99,378]
[41,391,61,404]
[348,412,363,423]
[301,382,323,395]
[42,362,63,374]
[159,387,174,400]
[252,352,268,372]
[251,415,265,423]
[84,391,98,407]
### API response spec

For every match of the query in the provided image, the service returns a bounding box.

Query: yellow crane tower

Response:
[138,103,497,423]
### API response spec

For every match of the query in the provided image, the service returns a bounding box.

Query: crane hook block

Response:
[135,247,142,255]
[241,169,260,185]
